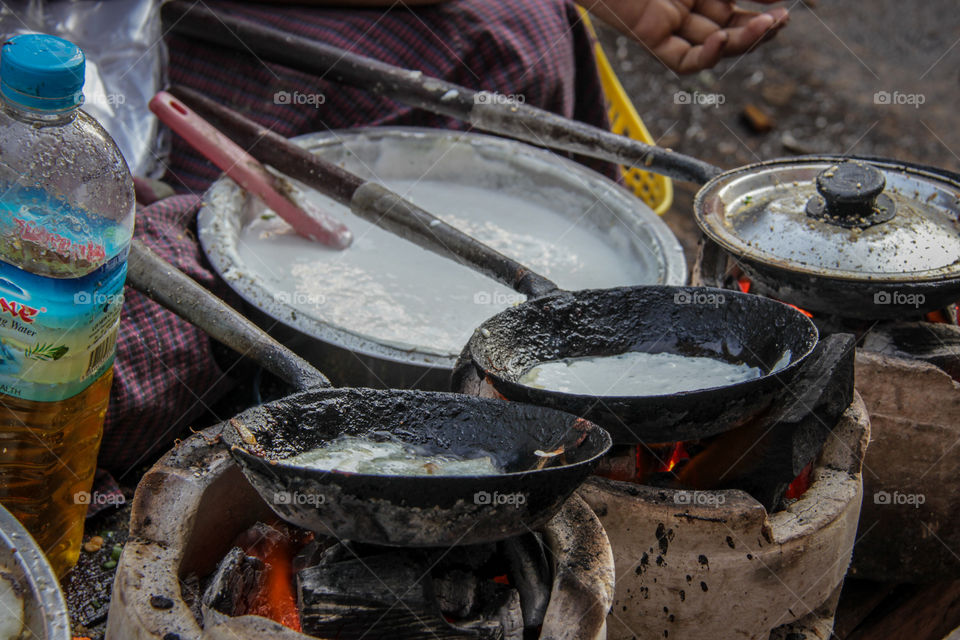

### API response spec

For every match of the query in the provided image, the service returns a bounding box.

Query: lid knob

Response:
[805,160,896,228]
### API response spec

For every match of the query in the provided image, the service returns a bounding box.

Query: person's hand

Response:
[578,0,789,74]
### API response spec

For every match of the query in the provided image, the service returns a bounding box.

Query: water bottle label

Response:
[0,255,126,402]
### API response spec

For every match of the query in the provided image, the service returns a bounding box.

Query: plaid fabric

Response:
[99,195,236,477]
[98,0,610,477]
[164,0,611,193]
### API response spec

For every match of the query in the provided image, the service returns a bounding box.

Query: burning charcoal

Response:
[233,521,311,630]
[315,540,351,566]
[291,540,321,574]
[501,535,551,627]
[202,546,265,616]
[862,321,960,381]
[434,569,477,619]
[457,583,523,640]
[233,521,292,551]
[298,553,469,638]
[291,538,338,573]
[677,333,855,510]
[489,588,523,640]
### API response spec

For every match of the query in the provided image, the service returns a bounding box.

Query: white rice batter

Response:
[236,179,650,355]
[518,351,766,396]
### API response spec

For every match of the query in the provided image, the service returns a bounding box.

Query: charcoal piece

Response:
[202,546,265,616]
[862,321,960,380]
[316,540,350,566]
[677,333,856,510]
[298,552,498,639]
[458,583,522,640]
[490,588,523,640]
[434,569,477,619]
[291,538,338,573]
[314,540,387,567]
[501,535,551,627]
[232,522,287,550]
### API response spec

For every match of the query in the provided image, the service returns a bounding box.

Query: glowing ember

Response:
[235,522,313,632]
[629,442,690,480]
[925,310,955,325]
[738,277,813,318]
[663,442,689,473]
[784,462,813,500]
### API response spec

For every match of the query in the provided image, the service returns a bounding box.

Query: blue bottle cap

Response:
[1,34,84,112]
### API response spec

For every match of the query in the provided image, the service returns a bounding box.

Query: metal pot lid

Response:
[694,157,960,283]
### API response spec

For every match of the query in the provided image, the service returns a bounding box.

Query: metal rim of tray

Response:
[198,127,688,370]
[0,503,71,640]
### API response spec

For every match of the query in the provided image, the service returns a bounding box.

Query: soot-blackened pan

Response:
[452,286,817,443]
[126,240,611,546]
[169,90,819,446]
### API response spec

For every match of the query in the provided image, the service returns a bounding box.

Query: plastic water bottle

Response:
[0,34,134,576]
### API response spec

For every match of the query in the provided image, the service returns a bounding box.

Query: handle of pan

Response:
[126,239,331,391]
[160,0,723,185]
[348,183,559,298]
[170,86,561,300]
[149,91,353,250]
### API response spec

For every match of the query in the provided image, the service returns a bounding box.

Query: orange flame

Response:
[739,278,813,317]
[926,310,951,324]
[240,523,311,632]
[251,544,301,631]
[663,442,689,473]
[784,462,813,500]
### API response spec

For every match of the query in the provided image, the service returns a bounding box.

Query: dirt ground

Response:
[596,0,960,267]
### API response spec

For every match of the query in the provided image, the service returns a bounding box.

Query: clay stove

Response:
[696,239,960,584]
[456,310,865,639]
[106,426,615,640]
[851,342,960,582]
[581,394,869,640]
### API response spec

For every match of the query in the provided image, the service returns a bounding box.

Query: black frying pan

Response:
[169,90,819,445]
[452,286,817,443]
[126,240,611,546]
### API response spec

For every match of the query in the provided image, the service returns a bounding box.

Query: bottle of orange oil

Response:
[0,33,134,576]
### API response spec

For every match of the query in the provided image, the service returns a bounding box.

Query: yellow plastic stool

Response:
[578,7,673,215]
